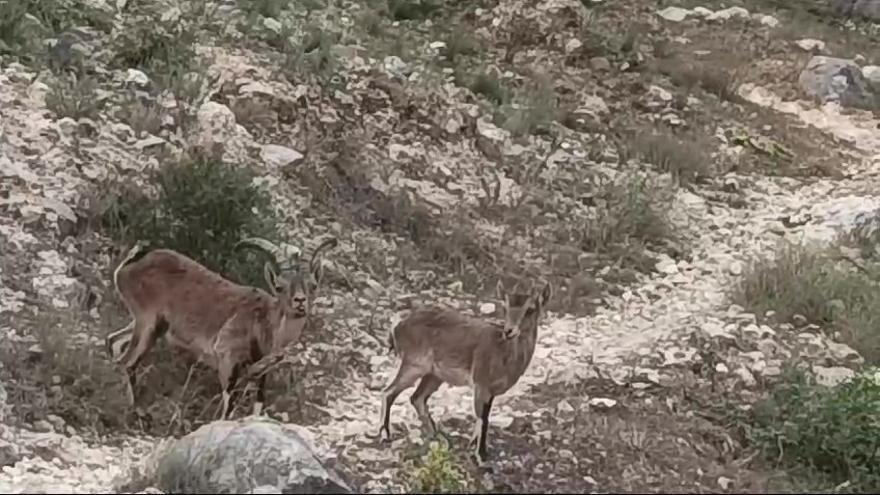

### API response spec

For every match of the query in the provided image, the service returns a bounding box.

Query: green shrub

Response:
[748,366,880,492]
[629,131,711,186]
[109,0,202,76]
[404,440,472,493]
[733,243,880,364]
[582,171,677,259]
[496,76,559,137]
[102,155,280,288]
[45,72,105,120]
[0,0,112,60]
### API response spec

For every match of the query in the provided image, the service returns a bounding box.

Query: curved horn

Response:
[234,237,283,273]
[309,237,338,273]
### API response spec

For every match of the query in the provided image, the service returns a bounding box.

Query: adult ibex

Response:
[376,279,552,463]
[105,237,337,419]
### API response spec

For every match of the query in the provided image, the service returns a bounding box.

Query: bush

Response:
[496,76,560,137]
[732,242,880,364]
[45,72,105,120]
[0,0,112,61]
[102,155,281,288]
[629,131,712,186]
[403,440,472,493]
[748,366,880,492]
[581,171,677,261]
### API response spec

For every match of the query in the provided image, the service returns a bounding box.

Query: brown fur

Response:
[377,281,552,463]
[108,238,335,419]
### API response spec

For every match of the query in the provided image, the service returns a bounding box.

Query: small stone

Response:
[33,420,53,432]
[588,397,617,409]
[261,144,304,168]
[125,69,150,87]
[814,366,854,387]
[733,367,756,387]
[135,135,166,152]
[479,302,496,315]
[718,476,734,490]
[263,17,282,34]
[656,256,678,274]
[565,38,582,54]
[657,6,691,22]
[706,7,750,22]
[715,362,729,374]
[728,260,742,275]
[756,14,779,27]
[796,39,825,53]
[249,486,282,494]
[46,414,65,431]
[557,400,575,414]
[590,56,611,72]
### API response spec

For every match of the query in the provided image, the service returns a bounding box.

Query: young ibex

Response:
[105,236,337,419]
[376,279,552,463]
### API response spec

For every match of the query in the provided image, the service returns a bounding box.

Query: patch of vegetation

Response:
[278,27,341,84]
[403,439,473,493]
[744,365,880,492]
[45,72,106,120]
[468,71,509,106]
[581,171,678,267]
[658,57,744,103]
[0,0,112,61]
[388,0,442,21]
[732,242,880,365]
[628,130,712,186]
[496,76,560,137]
[115,95,165,138]
[101,154,281,288]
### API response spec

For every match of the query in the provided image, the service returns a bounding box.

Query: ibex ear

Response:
[310,260,324,288]
[264,262,279,296]
[538,281,553,309]
[495,280,507,302]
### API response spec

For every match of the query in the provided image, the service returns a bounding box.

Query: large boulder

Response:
[154,417,351,494]
[798,55,879,110]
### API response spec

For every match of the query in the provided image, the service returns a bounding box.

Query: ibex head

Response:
[495,279,553,339]
[235,237,338,318]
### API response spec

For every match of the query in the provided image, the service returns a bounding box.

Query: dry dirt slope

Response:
[1,0,880,492]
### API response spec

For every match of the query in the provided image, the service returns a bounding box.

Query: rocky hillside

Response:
[3,0,880,492]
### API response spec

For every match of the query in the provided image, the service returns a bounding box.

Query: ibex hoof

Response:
[471,449,491,468]
[368,427,392,443]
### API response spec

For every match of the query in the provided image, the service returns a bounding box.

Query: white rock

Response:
[260,144,304,168]
[125,69,150,87]
[565,38,583,54]
[863,65,880,86]
[733,366,756,387]
[826,341,863,364]
[796,39,825,52]
[657,6,691,22]
[262,17,282,34]
[556,399,574,414]
[814,366,855,387]
[574,95,609,118]
[656,256,679,274]
[588,397,617,409]
[382,56,409,78]
[479,302,496,315]
[718,476,734,490]
[706,7,750,21]
[756,14,779,27]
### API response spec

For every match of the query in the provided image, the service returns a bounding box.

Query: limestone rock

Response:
[798,55,879,110]
[154,417,351,494]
